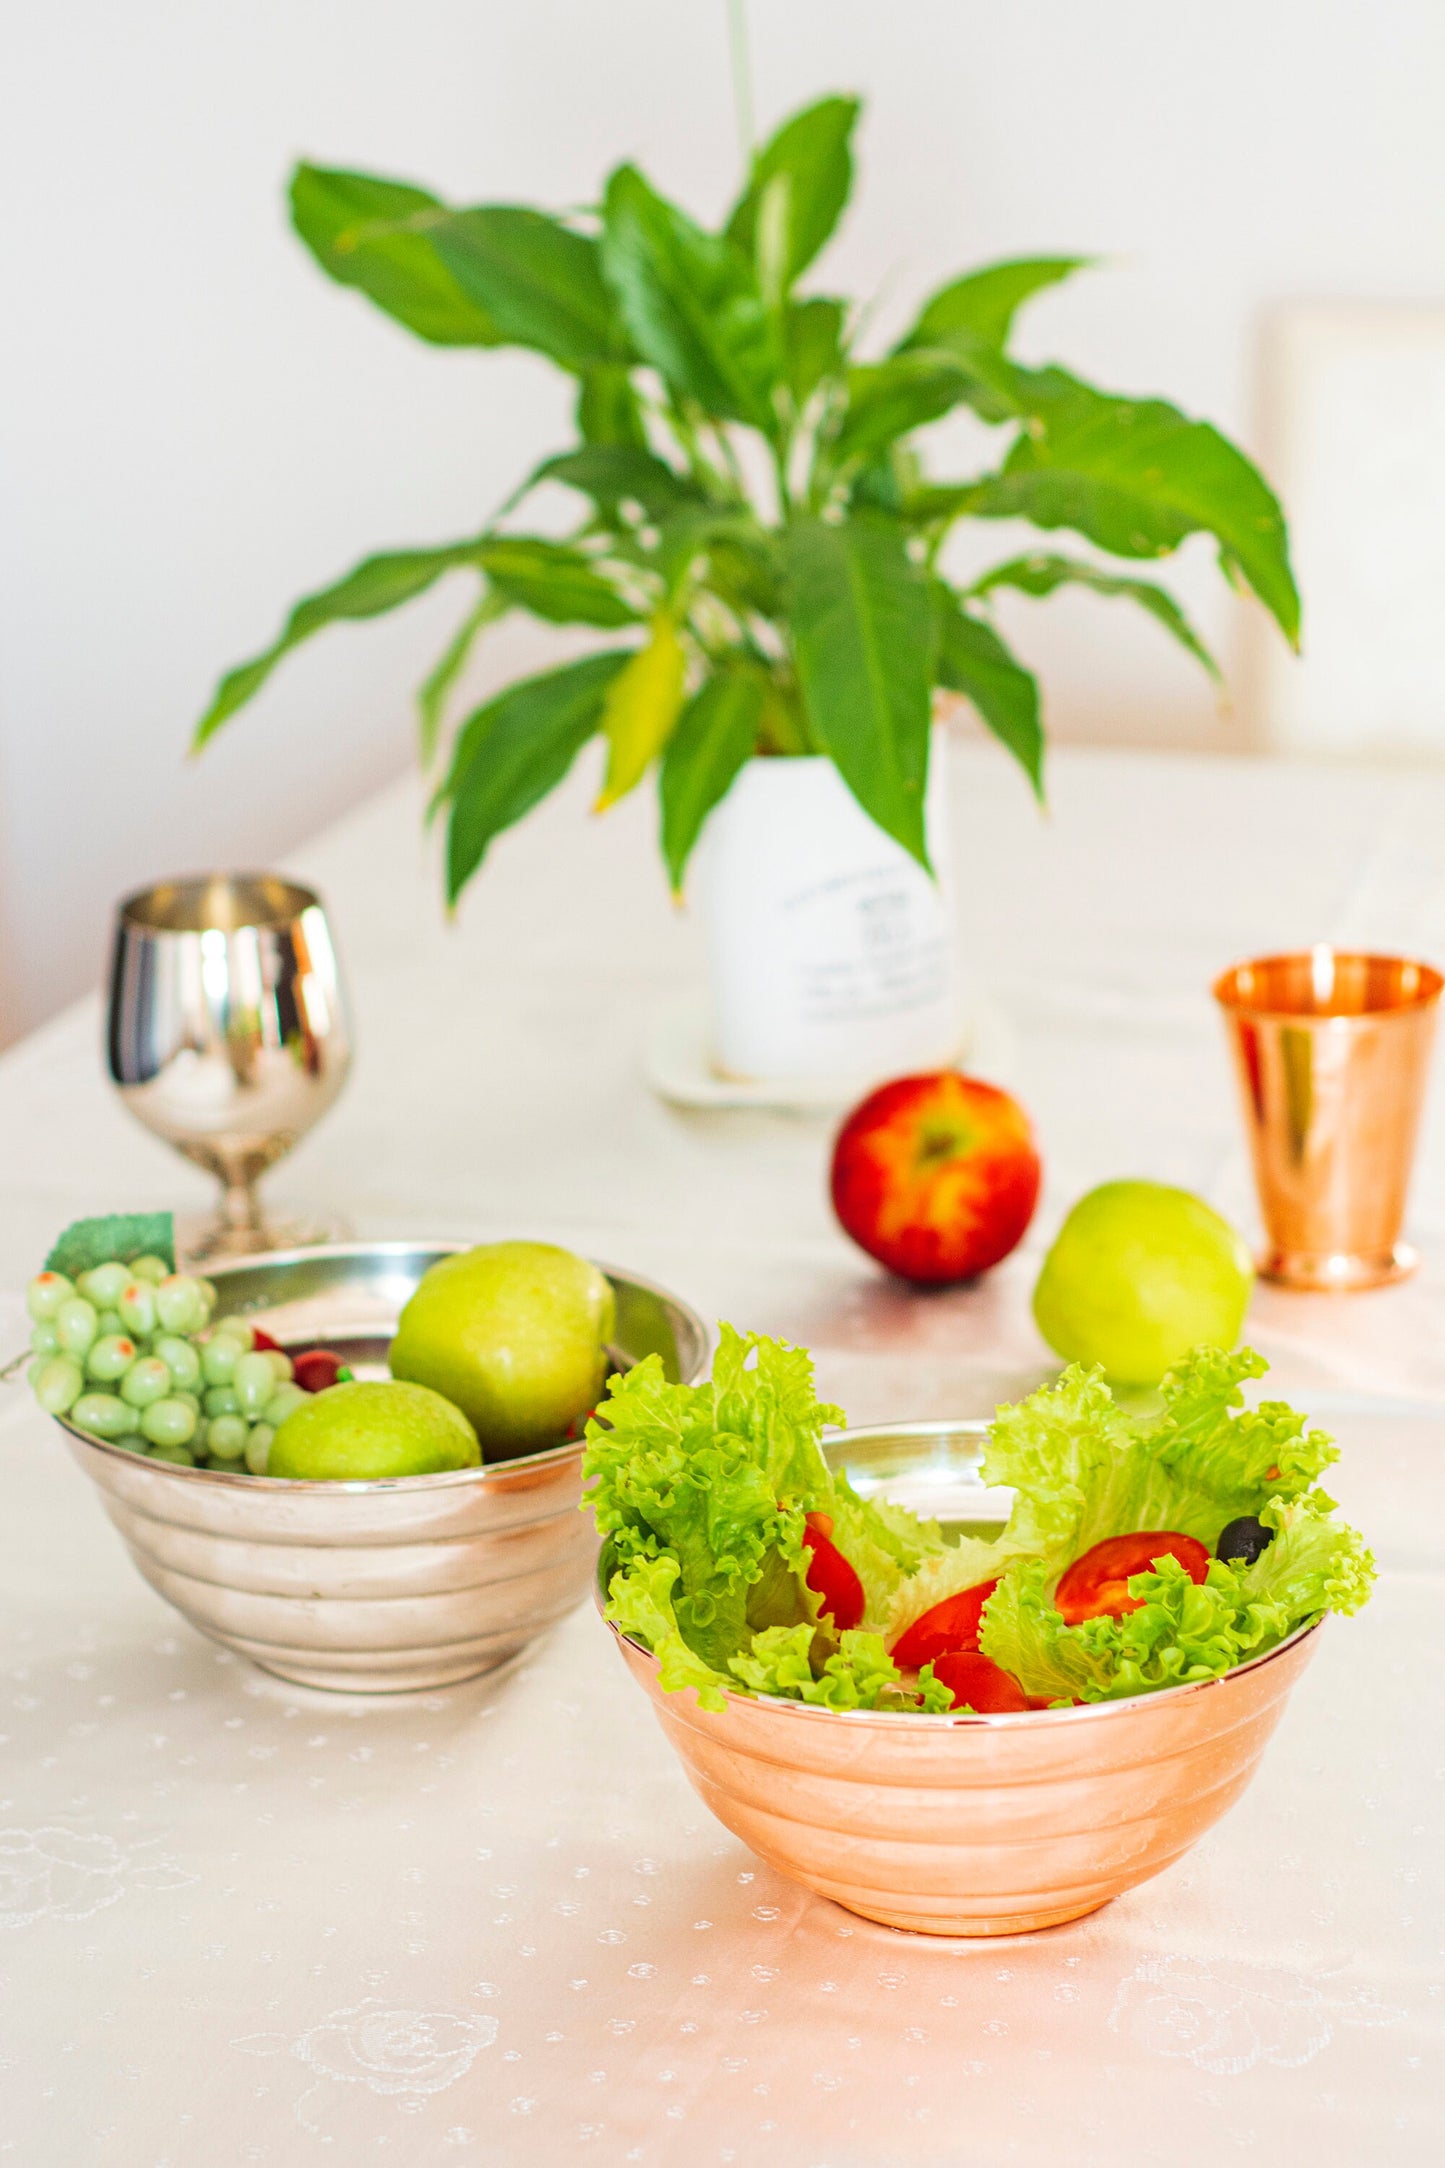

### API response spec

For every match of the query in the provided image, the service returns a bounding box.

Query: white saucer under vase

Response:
[642,990,1018,1114]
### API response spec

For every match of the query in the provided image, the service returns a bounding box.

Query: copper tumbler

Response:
[1213,949,1442,1289]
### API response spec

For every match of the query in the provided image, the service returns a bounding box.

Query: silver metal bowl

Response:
[605,1419,1322,1935]
[58,1243,708,1694]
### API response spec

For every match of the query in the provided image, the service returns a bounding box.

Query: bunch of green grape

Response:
[27,1256,306,1474]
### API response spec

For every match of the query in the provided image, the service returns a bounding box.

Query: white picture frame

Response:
[1256,302,1445,760]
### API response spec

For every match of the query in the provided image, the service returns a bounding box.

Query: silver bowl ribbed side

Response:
[60,1242,709,1694]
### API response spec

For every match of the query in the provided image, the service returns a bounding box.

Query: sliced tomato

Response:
[890,1578,1000,1670]
[931,1650,1031,1713]
[250,1327,281,1353]
[1053,1531,1210,1626]
[802,1512,865,1631]
[292,1348,345,1394]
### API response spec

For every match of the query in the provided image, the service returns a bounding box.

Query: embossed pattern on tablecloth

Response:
[0,1388,1440,2166]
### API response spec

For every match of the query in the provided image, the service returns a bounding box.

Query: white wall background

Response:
[4,0,1445,1045]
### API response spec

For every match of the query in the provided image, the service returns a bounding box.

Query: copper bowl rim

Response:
[53,1240,709,1496]
[1212,948,1445,1020]
[603,1608,1323,1731]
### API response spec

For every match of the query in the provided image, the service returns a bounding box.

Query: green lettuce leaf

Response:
[980,1345,1338,1565]
[707,1319,841,1502]
[730,1624,954,1713]
[603,1552,737,1711]
[584,1349,781,1670]
[824,1477,943,1623]
[1240,1493,1375,1619]
[974,1348,1373,1703]
[978,1553,1279,1705]
[584,1324,948,1699]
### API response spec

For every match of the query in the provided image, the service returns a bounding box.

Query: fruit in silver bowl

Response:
[389,1240,616,1457]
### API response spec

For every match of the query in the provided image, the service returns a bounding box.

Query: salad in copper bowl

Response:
[586,1331,1374,1934]
[586,1327,1374,1716]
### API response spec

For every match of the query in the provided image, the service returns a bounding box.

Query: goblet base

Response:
[178,1207,353,1266]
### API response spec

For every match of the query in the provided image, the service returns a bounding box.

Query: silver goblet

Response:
[106,873,354,1261]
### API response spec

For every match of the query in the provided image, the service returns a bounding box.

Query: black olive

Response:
[1217,1514,1275,1566]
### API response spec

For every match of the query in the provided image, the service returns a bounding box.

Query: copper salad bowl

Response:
[606,1418,1320,1936]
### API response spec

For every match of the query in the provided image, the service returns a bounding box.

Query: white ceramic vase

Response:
[693,730,961,1089]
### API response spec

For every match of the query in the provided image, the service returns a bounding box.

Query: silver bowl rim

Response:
[53,1239,710,1495]
[600,1413,1325,1729]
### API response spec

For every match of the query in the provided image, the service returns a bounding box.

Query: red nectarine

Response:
[829,1072,1041,1284]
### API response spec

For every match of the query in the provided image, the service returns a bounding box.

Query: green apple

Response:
[1032,1180,1253,1387]
[267,1379,480,1481]
[388,1241,616,1458]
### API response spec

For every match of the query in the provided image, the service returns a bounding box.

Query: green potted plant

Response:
[196,95,1296,1086]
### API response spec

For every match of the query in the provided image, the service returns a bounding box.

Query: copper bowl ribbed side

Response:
[58,1243,708,1694]
[615,1624,1317,1934]
[603,1418,1322,1935]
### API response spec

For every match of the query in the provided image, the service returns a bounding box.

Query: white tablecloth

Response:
[3,743,1444,2163]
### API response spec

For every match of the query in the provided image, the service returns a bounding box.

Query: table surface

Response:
[3,742,1444,2166]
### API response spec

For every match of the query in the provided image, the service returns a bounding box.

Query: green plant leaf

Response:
[601,165,779,431]
[784,296,846,405]
[830,354,985,467]
[476,537,638,626]
[289,164,504,347]
[645,502,784,615]
[886,479,988,526]
[725,96,860,288]
[45,1213,176,1280]
[933,583,1044,798]
[424,206,623,370]
[971,367,1301,645]
[848,444,925,517]
[193,537,492,745]
[417,588,508,766]
[577,364,650,448]
[532,445,697,522]
[897,256,1091,356]
[442,651,630,904]
[968,552,1222,683]
[596,616,688,809]
[784,516,934,867]
[702,533,784,619]
[831,342,1024,466]
[651,506,780,610]
[659,669,765,891]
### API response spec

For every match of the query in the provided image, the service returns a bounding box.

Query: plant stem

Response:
[770,437,793,521]
[726,0,755,160]
[710,424,749,503]
[665,400,731,501]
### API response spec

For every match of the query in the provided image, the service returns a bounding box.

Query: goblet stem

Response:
[182,1172,353,1264]
[186,1175,272,1263]
[221,1176,266,1243]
